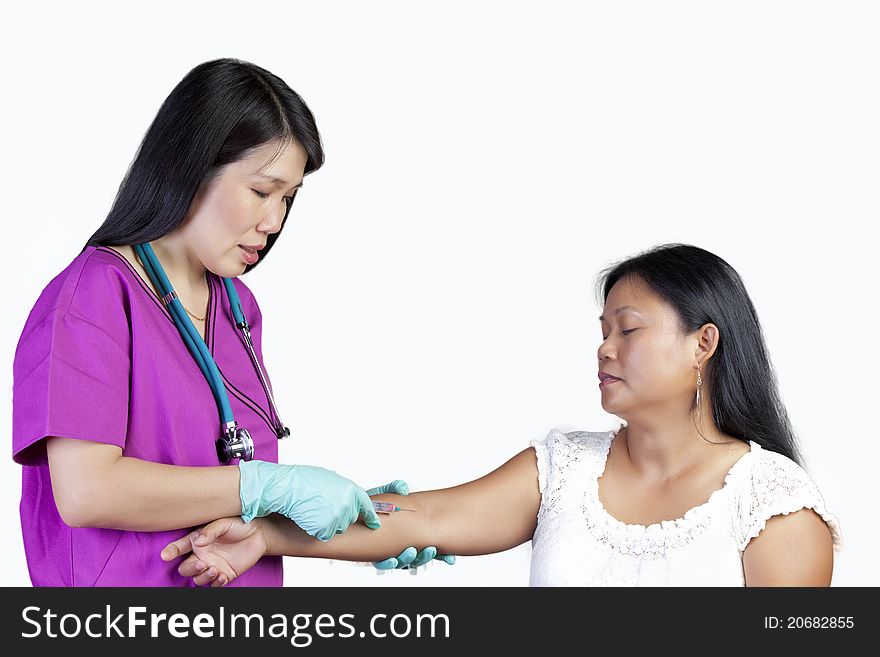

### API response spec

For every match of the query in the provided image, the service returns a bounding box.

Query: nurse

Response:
[11,58,448,586]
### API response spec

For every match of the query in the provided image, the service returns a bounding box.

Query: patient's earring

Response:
[695,364,704,423]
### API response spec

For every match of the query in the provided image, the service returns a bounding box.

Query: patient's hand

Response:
[161,517,267,587]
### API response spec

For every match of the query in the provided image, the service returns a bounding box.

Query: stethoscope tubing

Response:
[133,242,289,458]
[134,243,234,426]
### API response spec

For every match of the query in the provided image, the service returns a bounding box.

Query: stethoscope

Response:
[133,242,289,463]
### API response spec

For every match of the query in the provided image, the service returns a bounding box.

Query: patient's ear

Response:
[694,323,719,365]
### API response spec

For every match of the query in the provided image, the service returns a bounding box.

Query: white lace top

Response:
[529,426,843,586]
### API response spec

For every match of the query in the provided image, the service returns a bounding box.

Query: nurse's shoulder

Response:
[19,246,134,348]
[67,246,136,325]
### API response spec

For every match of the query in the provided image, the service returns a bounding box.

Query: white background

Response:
[2,1,877,587]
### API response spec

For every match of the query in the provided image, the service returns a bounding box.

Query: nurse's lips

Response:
[598,371,622,387]
[238,244,263,265]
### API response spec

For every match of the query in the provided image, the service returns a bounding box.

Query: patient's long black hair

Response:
[84,58,324,274]
[597,243,802,466]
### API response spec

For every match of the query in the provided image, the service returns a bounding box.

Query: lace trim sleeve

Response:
[734,451,843,554]
[529,429,559,496]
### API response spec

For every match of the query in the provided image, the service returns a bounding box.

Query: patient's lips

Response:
[598,371,622,387]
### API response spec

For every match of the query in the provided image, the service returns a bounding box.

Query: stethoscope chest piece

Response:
[217,424,255,463]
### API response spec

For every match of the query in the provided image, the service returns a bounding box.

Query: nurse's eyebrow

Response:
[253,173,304,189]
[598,305,640,321]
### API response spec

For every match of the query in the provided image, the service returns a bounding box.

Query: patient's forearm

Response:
[264,493,436,560]
[264,449,539,560]
[265,489,516,560]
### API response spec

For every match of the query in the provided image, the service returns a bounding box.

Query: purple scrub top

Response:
[12,246,283,586]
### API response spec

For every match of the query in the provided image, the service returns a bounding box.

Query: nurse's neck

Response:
[149,233,208,294]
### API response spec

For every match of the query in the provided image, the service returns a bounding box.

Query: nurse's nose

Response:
[258,202,286,235]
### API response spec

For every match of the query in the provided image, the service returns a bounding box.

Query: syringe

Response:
[372,501,416,514]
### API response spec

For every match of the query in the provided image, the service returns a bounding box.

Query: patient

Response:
[162,244,842,586]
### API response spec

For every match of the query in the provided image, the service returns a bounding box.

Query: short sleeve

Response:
[529,428,575,516]
[529,432,553,495]
[732,451,843,554]
[12,260,132,466]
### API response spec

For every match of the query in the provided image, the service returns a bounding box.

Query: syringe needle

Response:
[373,501,418,513]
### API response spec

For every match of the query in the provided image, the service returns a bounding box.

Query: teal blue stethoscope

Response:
[133,242,290,463]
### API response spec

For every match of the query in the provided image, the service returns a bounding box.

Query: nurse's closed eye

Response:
[252,189,269,198]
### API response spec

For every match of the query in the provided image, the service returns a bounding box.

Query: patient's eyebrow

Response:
[598,305,641,321]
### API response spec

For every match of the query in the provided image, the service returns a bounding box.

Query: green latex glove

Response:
[239,460,380,542]
[366,479,457,570]
[374,546,457,570]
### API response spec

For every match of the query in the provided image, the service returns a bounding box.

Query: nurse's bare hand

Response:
[161,517,269,587]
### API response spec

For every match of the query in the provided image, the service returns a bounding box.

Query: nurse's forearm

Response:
[47,437,241,531]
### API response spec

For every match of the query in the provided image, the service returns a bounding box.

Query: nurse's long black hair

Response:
[84,58,324,274]
[596,243,803,466]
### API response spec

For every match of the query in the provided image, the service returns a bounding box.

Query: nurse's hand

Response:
[367,480,457,571]
[239,461,381,541]
[161,517,265,587]
[373,546,457,570]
